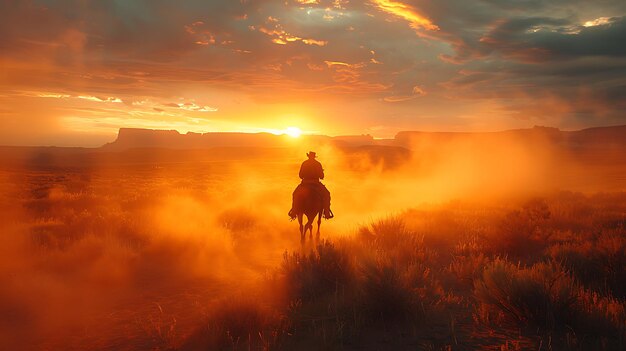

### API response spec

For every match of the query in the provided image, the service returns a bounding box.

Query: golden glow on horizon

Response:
[284,127,302,138]
[63,116,312,138]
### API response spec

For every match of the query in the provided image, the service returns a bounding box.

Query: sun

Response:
[284,126,302,138]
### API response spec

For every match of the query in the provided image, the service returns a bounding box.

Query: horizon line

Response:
[2,124,625,149]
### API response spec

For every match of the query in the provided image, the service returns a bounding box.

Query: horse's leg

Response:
[305,215,314,239]
[298,214,304,243]
[316,211,322,240]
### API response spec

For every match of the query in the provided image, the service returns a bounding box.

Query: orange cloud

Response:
[324,61,365,69]
[257,17,327,46]
[383,86,427,102]
[173,102,218,113]
[371,0,439,31]
[31,91,123,103]
[185,21,217,46]
[302,38,328,46]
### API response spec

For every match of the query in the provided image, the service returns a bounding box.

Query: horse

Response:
[292,183,324,242]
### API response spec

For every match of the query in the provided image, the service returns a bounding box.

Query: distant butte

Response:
[101,128,375,150]
[101,125,626,151]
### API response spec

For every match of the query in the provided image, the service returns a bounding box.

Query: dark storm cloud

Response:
[399,0,626,125]
[442,55,626,124]
[408,0,626,62]
[480,16,626,61]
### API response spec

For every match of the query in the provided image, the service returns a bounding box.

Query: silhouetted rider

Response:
[299,152,324,181]
[289,151,333,219]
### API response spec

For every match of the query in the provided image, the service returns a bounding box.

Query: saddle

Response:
[294,182,323,203]
[290,181,333,219]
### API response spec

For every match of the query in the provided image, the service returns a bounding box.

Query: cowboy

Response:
[289,151,333,219]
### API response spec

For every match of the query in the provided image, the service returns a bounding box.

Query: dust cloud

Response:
[0,135,623,349]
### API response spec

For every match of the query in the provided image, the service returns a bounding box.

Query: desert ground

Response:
[0,137,625,350]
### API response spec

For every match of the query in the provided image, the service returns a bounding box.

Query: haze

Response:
[1,1,626,350]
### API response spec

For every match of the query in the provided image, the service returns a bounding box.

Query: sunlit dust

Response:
[1,126,626,350]
[1,0,625,350]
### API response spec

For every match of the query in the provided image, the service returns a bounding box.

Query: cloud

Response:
[255,16,328,46]
[383,86,426,102]
[295,0,320,5]
[0,0,625,145]
[29,91,122,103]
[370,0,439,31]
[479,16,626,61]
[162,102,218,112]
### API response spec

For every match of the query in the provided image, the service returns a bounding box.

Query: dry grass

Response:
[272,193,626,350]
[1,165,625,350]
[473,260,579,329]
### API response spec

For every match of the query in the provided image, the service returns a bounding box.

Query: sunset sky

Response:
[1,0,625,146]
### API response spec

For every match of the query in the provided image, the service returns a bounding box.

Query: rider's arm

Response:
[298,162,305,179]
